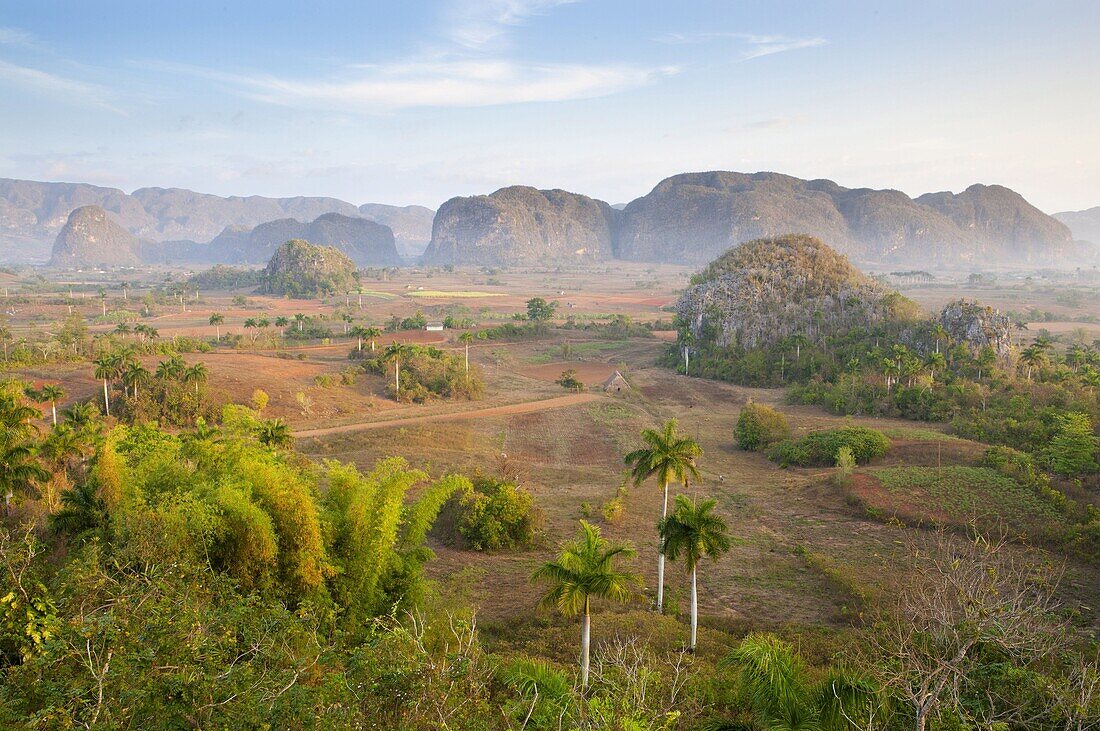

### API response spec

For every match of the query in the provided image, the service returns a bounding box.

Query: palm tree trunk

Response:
[102,379,110,417]
[216,325,220,340]
[690,564,698,650]
[357,337,363,351]
[51,403,57,426]
[465,343,469,374]
[581,597,591,690]
[657,478,669,613]
[395,359,400,392]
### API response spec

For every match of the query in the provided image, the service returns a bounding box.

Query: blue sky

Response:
[1,0,1097,211]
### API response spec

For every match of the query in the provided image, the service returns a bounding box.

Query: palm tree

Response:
[244,317,258,345]
[182,363,208,396]
[1019,344,1045,382]
[255,418,293,448]
[930,323,949,354]
[121,362,150,399]
[351,325,369,352]
[1,441,50,511]
[120,281,130,302]
[92,354,121,416]
[275,316,290,337]
[293,313,307,333]
[925,351,947,385]
[624,419,702,613]
[209,312,224,341]
[50,481,108,537]
[658,495,731,651]
[156,355,185,380]
[531,520,638,689]
[366,326,382,353]
[715,634,879,731]
[459,331,474,378]
[40,383,64,426]
[382,342,415,394]
[62,402,100,429]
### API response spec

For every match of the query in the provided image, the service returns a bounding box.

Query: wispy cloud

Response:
[445,0,577,49]
[0,59,122,113]
[153,1,670,113]
[160,58,675,111]
[655,32,827,60]
[0,26,36,47]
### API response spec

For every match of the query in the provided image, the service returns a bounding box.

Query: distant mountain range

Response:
[0,173,1089,269]
[0,178,433,264]
[429,172,1079,267]
[1055,207,1100,245]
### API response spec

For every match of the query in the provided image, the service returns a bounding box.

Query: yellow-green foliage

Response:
[735,403,791,451]
[324,459,468,622]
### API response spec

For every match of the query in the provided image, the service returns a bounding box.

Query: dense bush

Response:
[362,345,485,402]
[735,402,791,451]
[439,474,538,551]
[768,426,890,467]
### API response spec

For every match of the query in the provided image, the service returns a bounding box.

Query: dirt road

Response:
[293,392,600,438]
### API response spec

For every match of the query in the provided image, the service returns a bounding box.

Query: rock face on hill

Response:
[1055,206,1100,244]
[50,206,141,267]
[937,299,1013,359]
[423,186,620,266]
[618,172,1074,265]
[677,234,909,350]
[206,213,400,266]
[259,239,359,298]
[358,203,435,258]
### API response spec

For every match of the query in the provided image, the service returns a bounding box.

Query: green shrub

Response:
[442,475,537,551]
[735,403,791,451]
[768,426,890,467]
[834,446,855,487]
[1043,412,1099,476]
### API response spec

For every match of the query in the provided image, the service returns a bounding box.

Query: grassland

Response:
[852,465,1064,533]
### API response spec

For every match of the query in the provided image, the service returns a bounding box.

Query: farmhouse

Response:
[425,322,444,332]
[602,370,628,393]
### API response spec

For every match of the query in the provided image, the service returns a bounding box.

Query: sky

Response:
[0,0,1098,212]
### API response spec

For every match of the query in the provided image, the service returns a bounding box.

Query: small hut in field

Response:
[602,370,629,394]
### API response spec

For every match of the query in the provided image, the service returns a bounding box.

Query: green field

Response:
[861,465,1064,532]
[407,290,503,298]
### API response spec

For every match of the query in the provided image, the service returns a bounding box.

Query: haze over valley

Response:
[2,2,1099,729]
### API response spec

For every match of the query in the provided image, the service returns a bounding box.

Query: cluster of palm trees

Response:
[112,322,159,344]
[93,351,207,416]
[1,381,101,515]
[534,419,730,689]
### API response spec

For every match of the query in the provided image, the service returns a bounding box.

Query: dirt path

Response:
[293,392,600,437]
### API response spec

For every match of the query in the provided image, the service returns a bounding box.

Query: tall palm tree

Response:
[715,634,878,731]
[459,331,473,378]
[975,345,997,382]
[209,312,224,341]
[243,317,258,345]
[366,325,382,353]
[531,520,638,689]
[925,351,947,385]
[293,313,307,332]
[624,419,702,613]
[1019,344,1045,382]
[92,354,120,416]
[121,362,150,399]
[658,495,731,651]
[40,383,64,426]
[182,362,208,396]
[350,325,369,352]
[930,323,949,354]
[275,316,290,336]
[382,342,415,393]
